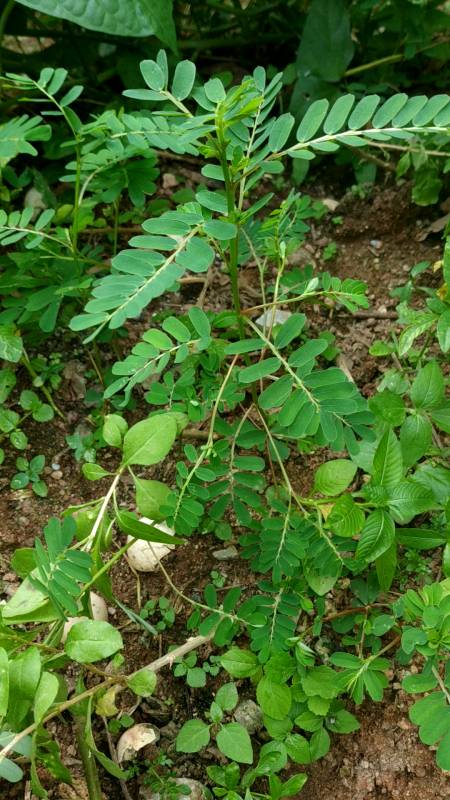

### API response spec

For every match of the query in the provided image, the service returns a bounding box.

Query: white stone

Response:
[126,519,176,572]
[117,723,160,762]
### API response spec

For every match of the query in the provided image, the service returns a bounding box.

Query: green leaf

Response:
[176,719,210,753]
[430,404,450,434]
[296,98,329,142]
[216,723,253,764]
[15,0,176,45]
[82,463,110,481]
[400,414,432,469]
[269,113,295,152]
[410,361,444,410]
[257,677,291,720]
[127,668,157,697]
[327,708,360,734]
[8,647,41,729]
[372,429,403,489]
[327,495,365,538]
[285,733,311,764]
[215,683,238,712]
[296,0,354,82]
[375,541,397,592]
[0,648,9,717]
[239,357,281,384]
[34,671,59,723]
[171,60,196,100]
[116,511,180,545]
[220,647,260,679]
[0,326,23,363]
[274,313,306,348]
[302,666,338,699]
[65,620,123,664]
[396,527,447,550]
[314,459,357,496]
[356,510,395,563]
[134,478,170,522]
[386,481,435,524]
[369,390,405,426]
[121,414,178,467]
[103,414,128,447]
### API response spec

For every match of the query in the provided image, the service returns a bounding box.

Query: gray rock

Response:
[234,699,263,734]
[212,546,238,561]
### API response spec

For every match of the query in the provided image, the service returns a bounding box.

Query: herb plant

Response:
[0,47,449,800]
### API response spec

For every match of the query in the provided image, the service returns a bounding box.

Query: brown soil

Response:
[0,181,448,799]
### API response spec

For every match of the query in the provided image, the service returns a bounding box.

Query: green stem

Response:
[217,119,245,341]
[344,53,403,77]
[0,0,14,71]
[21,351,64,419]
[74,715,102,800]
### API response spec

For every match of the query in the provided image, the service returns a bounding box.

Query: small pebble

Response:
[52,471,63,480]
[51,462,60,471]
[213,546,238,561]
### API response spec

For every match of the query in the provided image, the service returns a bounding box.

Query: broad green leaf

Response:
[356,510,395,563]
[257,677,291,720]
[15,0,176,46]
[269,113,295,152]
[396,527,447,550]
[134,478,170,522]
[82,463,111,481]
[65,620,123,664]
[274,313,306,348]
[215,683,238,712]
[127,668,157,697]
[0,648,9,717]
[372,429,403,489]
[0,756,23,783]
[437,729,450,770]
[313,459,357,496]
[220,648,260,679]
[8,647,41,729]
[121,414,178,467]
[436,309,450,352]
[176,719,210,753]
[410,361,444,410]
[296,0,354,83]
[431,404,450,434]
[302,666,337,699]
[216,723,253,764]
[258,375,293,410]
[327,495,365,538]
[296,99,329,142]
[386,481,435,524]
[369,390,405,426]
[2,574,57,624]
[324,94,355,134]
[284,733,311,764]
[34,671,59,723]
[375,541,397,592]
[171,60,196,100]
[400,414,432,469]
[103,414,128,447]
[239,357,281,384]
[0,326,23,363]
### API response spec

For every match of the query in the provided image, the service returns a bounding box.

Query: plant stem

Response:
[74,716,102,800]
[0,0,14,71]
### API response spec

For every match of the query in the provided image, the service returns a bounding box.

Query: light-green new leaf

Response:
[121,414,178,467]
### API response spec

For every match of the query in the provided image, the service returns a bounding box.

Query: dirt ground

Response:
[0,180,448,799]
